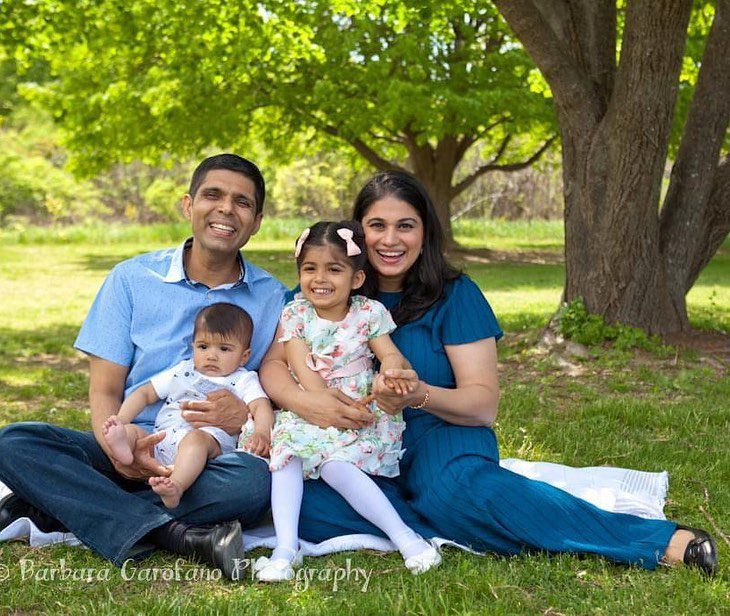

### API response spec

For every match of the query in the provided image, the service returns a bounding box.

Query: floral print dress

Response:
[268,294,406,479]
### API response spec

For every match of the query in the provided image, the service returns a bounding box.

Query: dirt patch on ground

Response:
[448,247,564,265]
[662,329,730,364]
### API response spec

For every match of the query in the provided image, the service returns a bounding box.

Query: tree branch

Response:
[367,130,404,145]
[453,117,511,162]
[607,0,692,137]
[350,137,407,171]
[322,123,406,171]
[454,135,476,162]
[563,0,616,105]
[493,0,601,122]
[473,116,510,144]
[659,0,730,295]
[451,135,557,198]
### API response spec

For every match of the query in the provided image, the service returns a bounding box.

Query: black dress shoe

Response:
[678,525,718,577]
[177,520,246,581]
[0,494,68,534]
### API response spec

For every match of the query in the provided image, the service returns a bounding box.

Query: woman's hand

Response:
[260,333,375,429]
[371,371,420,414]
[299,389,375,429]
[381,368,419,396]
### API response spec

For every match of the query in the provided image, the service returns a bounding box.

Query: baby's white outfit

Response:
[149,359,267,465]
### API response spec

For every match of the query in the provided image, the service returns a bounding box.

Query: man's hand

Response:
[300,389,375,429]
[244,430,271,457]
[112,431,171,480]
[180,389,248,435]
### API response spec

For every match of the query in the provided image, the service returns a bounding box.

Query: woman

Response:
[259,170,717,575]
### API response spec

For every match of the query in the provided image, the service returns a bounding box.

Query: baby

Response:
[101,302,274,508]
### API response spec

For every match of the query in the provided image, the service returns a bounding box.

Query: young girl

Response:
[101,303,274,508]
[250,221,441,582]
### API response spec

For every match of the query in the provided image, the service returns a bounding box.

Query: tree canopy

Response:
[1,0,557,240]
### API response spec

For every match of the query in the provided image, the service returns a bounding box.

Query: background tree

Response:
[493,0,729,333]
[0,0,556,244]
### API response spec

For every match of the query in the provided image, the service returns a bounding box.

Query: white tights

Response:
[270,458,429,562]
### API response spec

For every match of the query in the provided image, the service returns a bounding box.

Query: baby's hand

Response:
[245,431,271,457]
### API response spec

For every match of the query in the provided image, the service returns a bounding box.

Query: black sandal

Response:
[677,525,718,577]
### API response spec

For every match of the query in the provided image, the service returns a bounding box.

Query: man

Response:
[0,154,286,579]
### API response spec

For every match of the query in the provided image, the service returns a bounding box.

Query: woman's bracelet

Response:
[411,387,430,409]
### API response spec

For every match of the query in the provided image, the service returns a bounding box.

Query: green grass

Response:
[0,218,564,253]
[0,225,728,614]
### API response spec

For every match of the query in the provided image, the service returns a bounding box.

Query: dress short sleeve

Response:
[361,297,397,339]
[278,298,308,343]
[441,276,503,345]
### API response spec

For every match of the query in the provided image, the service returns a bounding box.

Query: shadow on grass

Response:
[466,262,565,292]
[74,247,575,295]
[77,253,140,272]
[0,332,89,430]
[0,324,81,358]
[76,249,302,287]
[0,325,90,429]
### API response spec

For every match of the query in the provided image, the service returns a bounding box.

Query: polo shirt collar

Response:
[164,238,246,286]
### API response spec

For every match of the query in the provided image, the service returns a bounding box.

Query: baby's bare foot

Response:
[149,476,183,509]
[102,415,133,466]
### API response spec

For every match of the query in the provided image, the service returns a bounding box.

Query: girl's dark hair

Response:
[295,220,369,273]
[194,303,254,347]
[353,170,460,325]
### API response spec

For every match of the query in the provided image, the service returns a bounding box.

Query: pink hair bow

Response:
[336,228,362,256]
[294,228,311,257]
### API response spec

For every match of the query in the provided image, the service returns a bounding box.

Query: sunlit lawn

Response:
[0,221,727,614]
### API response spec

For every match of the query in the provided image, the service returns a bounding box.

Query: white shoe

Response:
[255,548,302,582]
[404,542,441,575]
[252,556,272,573]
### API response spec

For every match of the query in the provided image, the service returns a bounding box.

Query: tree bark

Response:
[406,136,461,246]
[495,0,727,335]
[660,0,730,323]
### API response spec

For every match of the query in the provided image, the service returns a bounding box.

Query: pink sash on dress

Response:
[305,352,370,381]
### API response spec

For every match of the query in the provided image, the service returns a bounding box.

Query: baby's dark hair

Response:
[295,220,368,271]
[193,303,254,347]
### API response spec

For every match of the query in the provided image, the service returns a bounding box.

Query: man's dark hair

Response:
[193,303,254,347]
[188,154,266,214]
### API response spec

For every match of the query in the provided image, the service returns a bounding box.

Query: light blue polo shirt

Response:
[74,238,287,431]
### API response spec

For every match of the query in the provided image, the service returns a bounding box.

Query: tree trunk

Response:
[563,1,693,333]
[495,0,729,335]
[660,0,730,324]
[406,137,461,247]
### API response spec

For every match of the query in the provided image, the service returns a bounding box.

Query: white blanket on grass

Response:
[0,459,669,556]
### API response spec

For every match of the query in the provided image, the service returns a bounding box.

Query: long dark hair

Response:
[352,170,460,325]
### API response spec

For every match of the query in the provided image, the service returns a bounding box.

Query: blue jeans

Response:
[0,422,270,566]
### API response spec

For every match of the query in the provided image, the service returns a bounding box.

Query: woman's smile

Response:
[361,196,424,291]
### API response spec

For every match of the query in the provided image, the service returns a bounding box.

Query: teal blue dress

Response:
[298,275,676,569]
